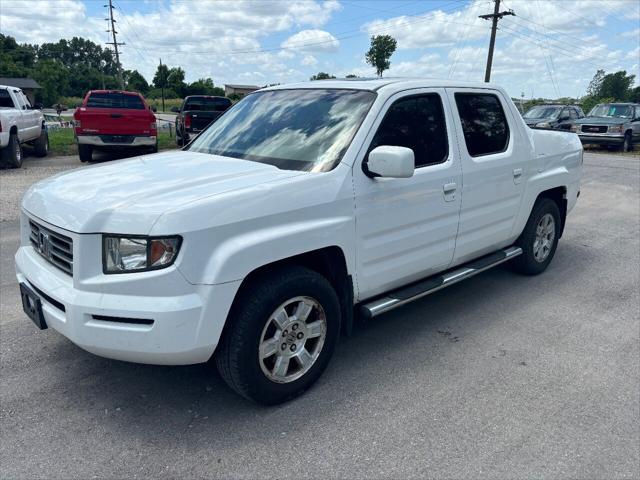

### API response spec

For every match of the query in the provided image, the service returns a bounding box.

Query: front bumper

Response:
[15,229,241,365]
[76,135,156,148]
[577,133,624,146]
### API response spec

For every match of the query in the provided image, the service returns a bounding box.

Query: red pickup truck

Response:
[73,90,157,162]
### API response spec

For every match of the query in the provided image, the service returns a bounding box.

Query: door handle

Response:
[513,168,523,185]
[443,182,457,202]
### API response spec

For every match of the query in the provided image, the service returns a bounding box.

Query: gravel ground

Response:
[0,151,639,479]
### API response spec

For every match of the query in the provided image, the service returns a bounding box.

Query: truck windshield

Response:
[86,93,145,109]
[187,89,376,172]
[588,104,633,118]
[184,97,231,112]
[523,106,560,119]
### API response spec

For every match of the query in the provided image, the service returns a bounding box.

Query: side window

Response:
[368,94,448,168]
[21,93,31,109]
[454,93,510,157]
[13,91,25,109]
[569,108,578,119]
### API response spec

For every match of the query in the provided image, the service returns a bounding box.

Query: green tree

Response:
[597,71,635,101]
[124,70,149,93]
[310,72,336,80]
[166,67,187,97]
[33,59,70,106]
[152,63,170,89]
[586,69,605,97]
[630,86,640,104]
[345,74,359,78]
[365,35,397,77]
[187,77,220,95]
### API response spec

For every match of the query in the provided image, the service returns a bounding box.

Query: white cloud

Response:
[619,28,640,39]
[281,29,340,53]
[301,55,318,66]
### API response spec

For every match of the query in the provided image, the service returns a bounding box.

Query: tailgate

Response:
[188,111,222,131]
[77,108,153,135]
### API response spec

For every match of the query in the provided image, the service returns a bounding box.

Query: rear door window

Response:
[368,93,448,168]
[0,90,14,108]
[86,93,145,109]
[454,93,510,157]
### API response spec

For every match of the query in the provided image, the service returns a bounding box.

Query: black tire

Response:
[511,198,561,275]
[622,132,632,152]
[150,141,158,154]
[215,266,341,405]
[33,128,49,157]
[1,133,23,168]
[78,144,92,162]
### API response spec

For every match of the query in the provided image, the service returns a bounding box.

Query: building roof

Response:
[225,84,260,90]
[0,77,42,89]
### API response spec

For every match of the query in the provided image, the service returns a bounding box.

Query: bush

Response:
[55,96,83,109]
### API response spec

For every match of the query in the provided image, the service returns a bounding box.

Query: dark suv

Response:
[174,96,232,146]
[522,104,584,130]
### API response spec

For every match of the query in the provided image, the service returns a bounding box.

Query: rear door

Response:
[79,92,152,135]
[447,88,526,265]
[353,88,462,299]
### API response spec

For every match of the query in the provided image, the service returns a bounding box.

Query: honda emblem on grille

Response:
[38,231,51,259]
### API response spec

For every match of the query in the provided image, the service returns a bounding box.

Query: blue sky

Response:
[2,0,639,98]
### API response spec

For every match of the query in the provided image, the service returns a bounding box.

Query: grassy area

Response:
[47,128,178,157]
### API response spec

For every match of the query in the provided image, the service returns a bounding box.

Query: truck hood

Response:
[573,116,628,125]
[22,151,304,234]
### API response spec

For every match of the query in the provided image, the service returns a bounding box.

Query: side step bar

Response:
[359,246,523,319]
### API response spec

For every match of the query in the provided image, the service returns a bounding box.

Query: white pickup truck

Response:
[16,79,582,404]
[0,85,49,168]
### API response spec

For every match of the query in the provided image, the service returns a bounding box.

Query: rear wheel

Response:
[33,128,49,157]
[511,198,561,275]
[1,133,23,168]
[78,144,93,162]
[215,266,341,405]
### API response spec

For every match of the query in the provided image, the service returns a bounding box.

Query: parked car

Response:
[73,90,158,162]
[0,85,49,168]
[522,104,584,130]
[16,79,582,404]
[173,95,232,146]
[571,103,639,151]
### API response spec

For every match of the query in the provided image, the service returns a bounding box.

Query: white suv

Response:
[16,79,582,404]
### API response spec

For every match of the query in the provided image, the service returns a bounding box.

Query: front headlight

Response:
[535,122,551,128]
[608,124,624,133]
[103,235,181,274]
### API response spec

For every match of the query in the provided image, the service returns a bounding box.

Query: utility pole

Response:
[479,0,514,83]
[159,58,165,113]
[105,0,125,89]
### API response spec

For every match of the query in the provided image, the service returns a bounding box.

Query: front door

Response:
[353,89,462,300]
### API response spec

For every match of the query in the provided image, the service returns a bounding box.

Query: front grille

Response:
[581,125,608,134]
[29,220,73,276]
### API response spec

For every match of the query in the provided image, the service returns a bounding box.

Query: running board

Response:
[359,246,523,319]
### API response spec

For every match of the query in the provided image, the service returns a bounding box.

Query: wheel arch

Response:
[536,186,568,238]
[226,246,354,337]
[9,125,18,135]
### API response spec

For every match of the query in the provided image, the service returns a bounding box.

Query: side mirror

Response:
[151,106,158,113]
[170,106,179,113]
[365,146,414,178]
[34,102,44,110]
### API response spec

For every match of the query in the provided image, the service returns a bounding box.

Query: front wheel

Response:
[215,266,341,405]
[622,132,632,152]
[511,198,561,275]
